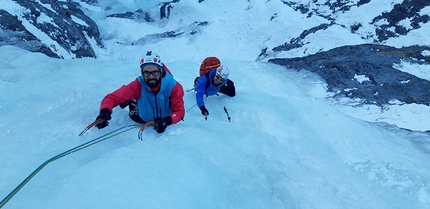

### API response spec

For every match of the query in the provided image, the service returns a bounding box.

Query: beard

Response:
[145,77,161,88]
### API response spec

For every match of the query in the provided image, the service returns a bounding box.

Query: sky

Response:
[1,0,430,209]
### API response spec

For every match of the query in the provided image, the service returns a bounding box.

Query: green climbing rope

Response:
[0,124,140,208]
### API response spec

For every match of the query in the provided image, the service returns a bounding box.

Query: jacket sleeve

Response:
[100,78,142,113]
[195,76,207,107]
[169,82,185,124]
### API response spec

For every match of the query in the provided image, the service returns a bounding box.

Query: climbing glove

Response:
[153,116,172,134]
[200,106,209,116]
[95,108,111,129]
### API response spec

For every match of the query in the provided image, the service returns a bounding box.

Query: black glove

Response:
[153,116,172,134]
[95,108,111,129]
[200,106,209,116]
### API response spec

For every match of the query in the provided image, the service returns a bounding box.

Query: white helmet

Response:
[216,65,229,80]
[140,51,163,70]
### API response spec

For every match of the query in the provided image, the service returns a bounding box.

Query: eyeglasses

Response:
[142,70,160,77]
[215,74,224,82]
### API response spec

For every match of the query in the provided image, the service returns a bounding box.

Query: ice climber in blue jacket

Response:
[194,65,236,117]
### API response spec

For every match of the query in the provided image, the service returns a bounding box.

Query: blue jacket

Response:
[195,68,228,107]
[137,72,177,121]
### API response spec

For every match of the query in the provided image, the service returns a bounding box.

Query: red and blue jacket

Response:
[100,65,185,124]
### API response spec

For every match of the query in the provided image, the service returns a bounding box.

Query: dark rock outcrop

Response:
[371,0,430,41]
[0,9,60,58]
[269,44,430,106]
[266,0,430,56]
[0,0,103,58]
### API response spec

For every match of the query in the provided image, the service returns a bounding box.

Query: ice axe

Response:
[223,106,231,122]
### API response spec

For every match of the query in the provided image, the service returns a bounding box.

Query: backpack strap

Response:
[205,73,210,90]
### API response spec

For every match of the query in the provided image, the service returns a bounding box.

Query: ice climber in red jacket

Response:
[94,51,185,134]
